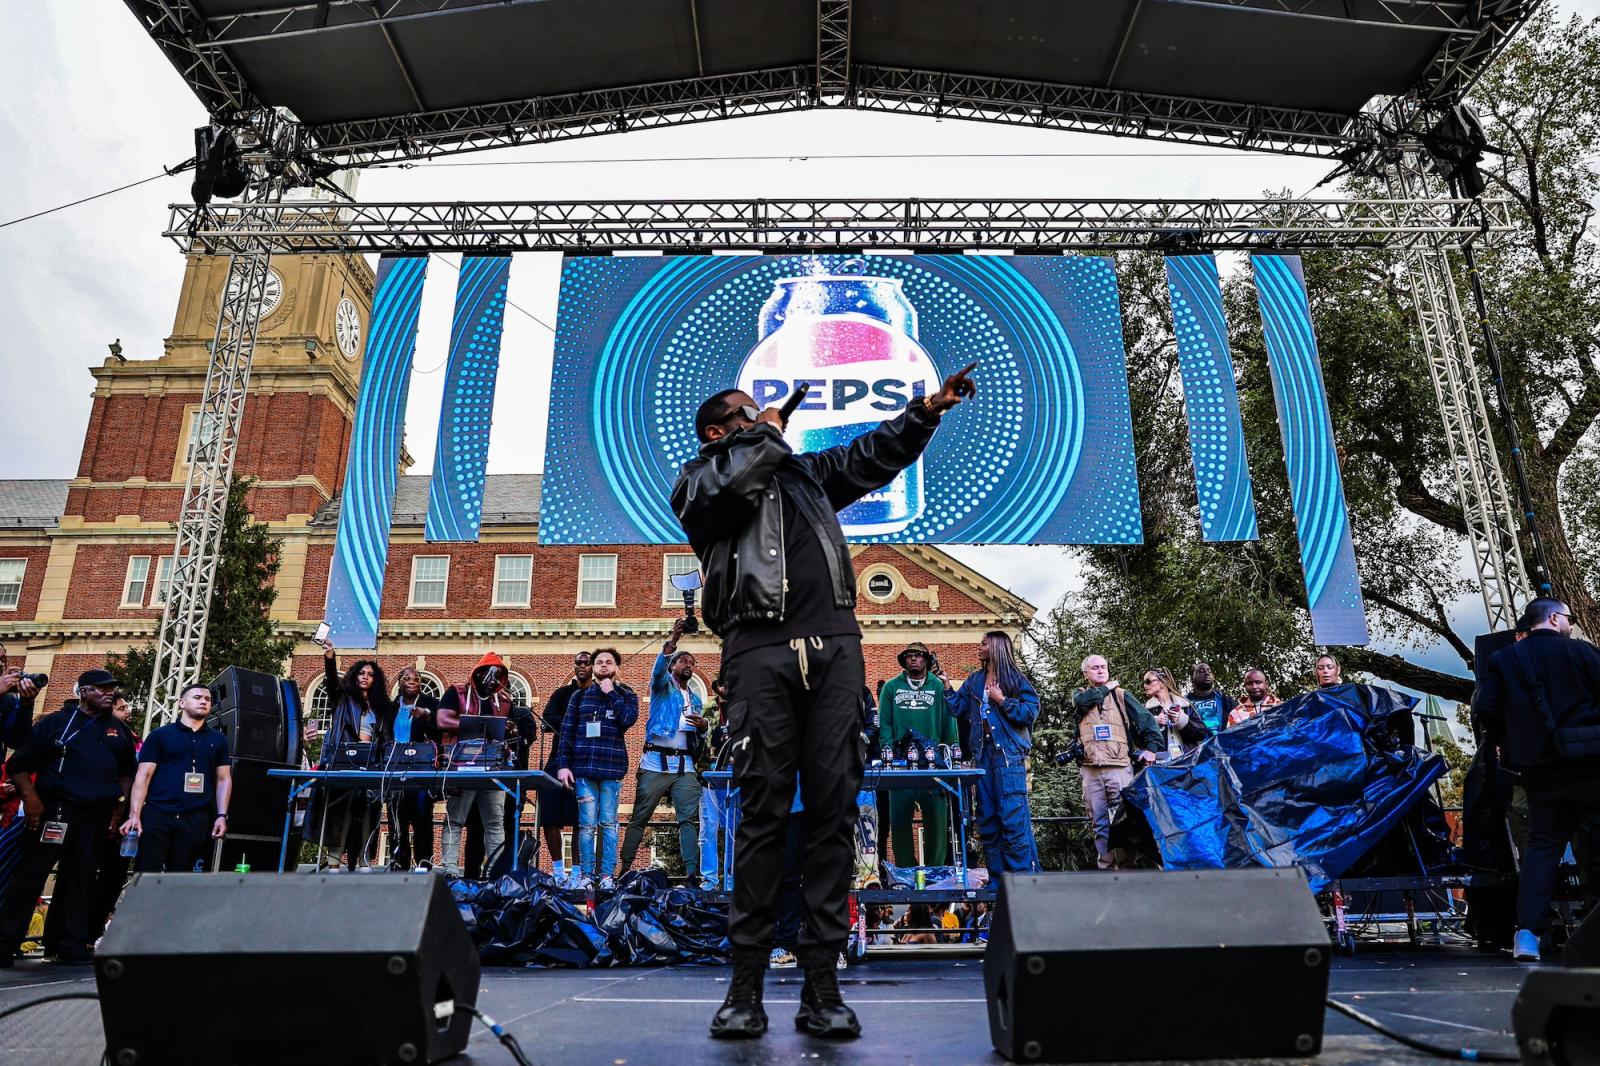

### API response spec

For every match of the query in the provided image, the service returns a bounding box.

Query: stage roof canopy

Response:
[131,1,1537,164]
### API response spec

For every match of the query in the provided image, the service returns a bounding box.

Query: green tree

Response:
[109,477,296,709]
[1053,11,1600,701]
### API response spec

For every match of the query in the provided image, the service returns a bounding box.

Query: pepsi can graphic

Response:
[737,263,942,536]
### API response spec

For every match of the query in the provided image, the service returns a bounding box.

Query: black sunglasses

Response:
[722,403,760,425]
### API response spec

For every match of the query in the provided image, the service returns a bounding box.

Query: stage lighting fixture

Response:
[1423,104,1491,199]
[191,123,250,205]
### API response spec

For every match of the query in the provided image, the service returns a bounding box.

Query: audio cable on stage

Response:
[1326,997,1518,1062]
[460,1004,535,1066]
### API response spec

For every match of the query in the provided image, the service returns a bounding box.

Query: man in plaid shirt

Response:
[554,648,638,890]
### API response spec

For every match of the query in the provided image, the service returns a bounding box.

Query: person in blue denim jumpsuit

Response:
[942,631,1040,877]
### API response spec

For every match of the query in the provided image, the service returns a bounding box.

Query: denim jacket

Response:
[947,671,1040,762]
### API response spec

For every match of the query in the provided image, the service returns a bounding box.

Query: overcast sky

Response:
[4,3,1596,685]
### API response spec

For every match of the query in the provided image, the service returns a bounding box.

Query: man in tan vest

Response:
[1070,655,1162,869]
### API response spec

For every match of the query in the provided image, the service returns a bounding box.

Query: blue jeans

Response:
[975,753,1039,877]
[699,785,741,887]
[576,778,620,878]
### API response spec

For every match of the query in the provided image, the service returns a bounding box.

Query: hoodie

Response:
[438,651,514,746]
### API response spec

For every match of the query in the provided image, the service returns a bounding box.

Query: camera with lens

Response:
[1054,738,1085,767]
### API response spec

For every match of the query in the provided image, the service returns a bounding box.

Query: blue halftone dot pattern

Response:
[425,255,511,542]
[1165,255,1259,542]
[541,254,1142,545]
[325,254,428,647]
[1252,254,1369,646]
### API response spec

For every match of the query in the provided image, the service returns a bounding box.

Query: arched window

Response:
[686,674,709,705]
[390,671,445,701]
[305,675,332,733]
[506,671,533,711]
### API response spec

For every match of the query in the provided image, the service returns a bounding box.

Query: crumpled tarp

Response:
[1115,683,1447,892]
[881,863,990,891]
[449,868,729,967]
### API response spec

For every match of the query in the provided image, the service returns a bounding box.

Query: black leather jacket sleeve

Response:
[794,400,940,510]
[671,423,792,547]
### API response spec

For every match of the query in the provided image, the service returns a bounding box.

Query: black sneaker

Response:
[795,945,861,1039]
[709,947,769,1039]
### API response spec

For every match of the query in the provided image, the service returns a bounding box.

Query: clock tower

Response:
[64,251,377,526]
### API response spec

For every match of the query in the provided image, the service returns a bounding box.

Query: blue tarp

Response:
[1117,683,1446,892]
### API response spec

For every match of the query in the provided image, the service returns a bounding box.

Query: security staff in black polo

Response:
[121,682,232,873]
[0,668,136,966]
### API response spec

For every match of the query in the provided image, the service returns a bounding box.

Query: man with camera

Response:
[0,668,136,966]
[0,665,43,760]
[675,363,975,1041]
[1475,597,1600,961]
[618,618,707,879]
[1069,655,1162,871]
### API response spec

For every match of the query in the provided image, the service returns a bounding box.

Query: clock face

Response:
[335,297,362,359]
[222,266,283,321]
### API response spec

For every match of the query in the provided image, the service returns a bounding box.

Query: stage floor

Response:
[0,943,1529,1064]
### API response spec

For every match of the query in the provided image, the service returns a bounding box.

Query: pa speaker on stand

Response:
[209,666,302,871]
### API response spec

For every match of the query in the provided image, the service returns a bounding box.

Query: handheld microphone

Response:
[777,381,811,424]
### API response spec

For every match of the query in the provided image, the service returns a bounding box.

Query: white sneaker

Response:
[769,947,797,968]
[836,952,849,970]
[598,876,616,891]
[699,879,719,892]
[570,874,594,891]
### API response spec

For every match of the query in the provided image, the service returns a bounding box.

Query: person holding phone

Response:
[437,652,515,878]
[1142,667,1209,761]
[554,649,637,890]
[618,619,707,879]
[318,641,393,867]
[675,361,976,1040]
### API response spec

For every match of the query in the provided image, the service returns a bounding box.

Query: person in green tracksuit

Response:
[878,643,957,867]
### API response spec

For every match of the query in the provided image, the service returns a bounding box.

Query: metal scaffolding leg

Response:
[145,248,272,728]
[1387,153,1532,632]
[817,1,852,101]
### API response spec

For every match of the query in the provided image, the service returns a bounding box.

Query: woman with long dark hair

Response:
[941,631,1041,878]
[319,640,394,867]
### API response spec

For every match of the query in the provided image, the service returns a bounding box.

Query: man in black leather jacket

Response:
[674,364,975,1041]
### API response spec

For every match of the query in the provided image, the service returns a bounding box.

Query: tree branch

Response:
[1543,376,1600,466]
[1365,587,1474,664]
[1338,648,1475,702]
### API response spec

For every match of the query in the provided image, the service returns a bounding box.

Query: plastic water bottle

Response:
[737,260,941,537]
[234,855,251,874]
[119,829,139,859]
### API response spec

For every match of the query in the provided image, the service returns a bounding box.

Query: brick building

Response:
[0,251,1033,863]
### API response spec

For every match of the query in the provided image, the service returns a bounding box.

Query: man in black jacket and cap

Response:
[674,363,975,1040]
[1475,596,1600,961]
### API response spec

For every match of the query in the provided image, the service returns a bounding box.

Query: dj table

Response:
[265,768,561,872]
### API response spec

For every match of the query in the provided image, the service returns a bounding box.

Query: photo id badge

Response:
[1093,724,1113,742]
[41,820,68,845]
[585,719,601,738]
[184,772,205,794]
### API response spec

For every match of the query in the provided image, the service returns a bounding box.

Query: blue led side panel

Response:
[1165,254,1259,542]
[425,255,511,542]
[1252,254,1370,646]
[324,254,428,647]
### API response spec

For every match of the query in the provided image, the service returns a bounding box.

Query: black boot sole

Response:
[709,1010,769,1039]
[794,1006,862,1039]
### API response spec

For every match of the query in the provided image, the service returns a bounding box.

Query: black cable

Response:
[460,1004,535,1066]
[0,991,101,1023]
[1326,997,1518,1062]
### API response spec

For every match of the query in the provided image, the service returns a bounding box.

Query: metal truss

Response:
[123,0,259,116]
[165,197,1512,255]
[850,65,1368,156]
[308,67,818,165]
[817,2,853,100]
[1385,150,1532,631]
[1164,0,1476,32]
[146,248,272,727]
[1412,1,1542,104]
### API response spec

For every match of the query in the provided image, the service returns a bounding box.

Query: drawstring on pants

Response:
[789,636,824,689]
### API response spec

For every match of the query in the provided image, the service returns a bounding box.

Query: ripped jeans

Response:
[575,778,621,879]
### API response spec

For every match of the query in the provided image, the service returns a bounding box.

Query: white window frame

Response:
[0,558,24,611]
[492,554,533,608]
[122,555,153,608]
[577,553,618,608]
[389,671,445,701]
[408,555,451,608]
[181,406,223,470]
[149,555,175,608]
[506,671,533,711]
[660,553,701,607]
